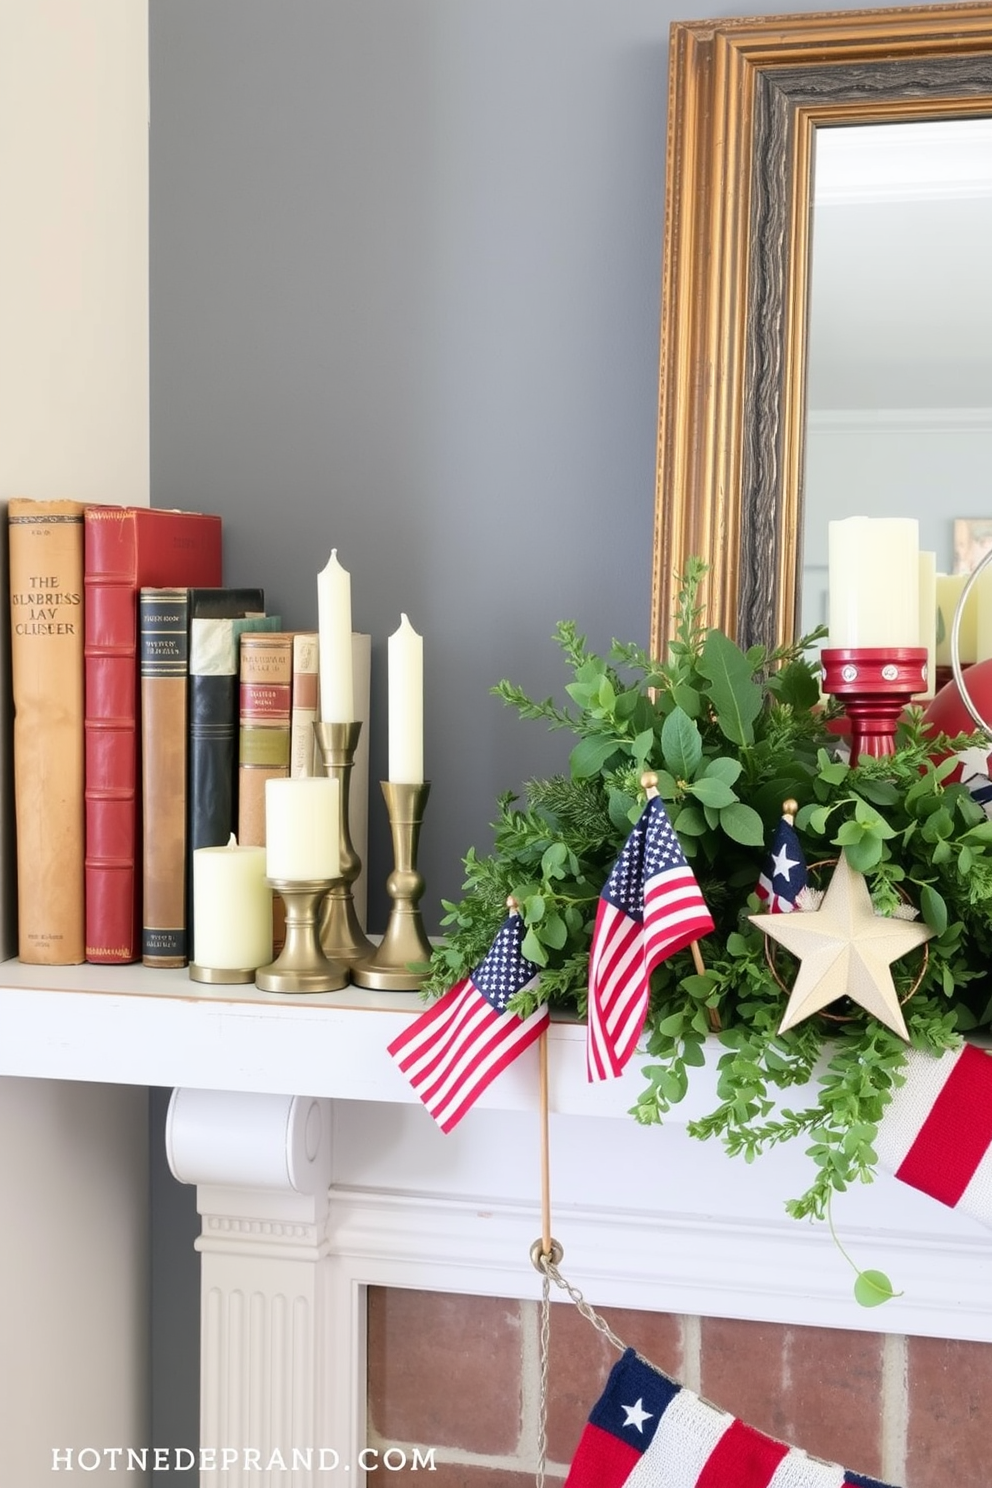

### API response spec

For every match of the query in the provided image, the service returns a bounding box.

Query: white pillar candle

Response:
[974,566,992,664]
[265,777,340,880]
[388,612,424,783]
[317,549,354,722]
[917,551,936,699]
[827,516,919,648]
[193,840,272,971]
[936,572,979,666]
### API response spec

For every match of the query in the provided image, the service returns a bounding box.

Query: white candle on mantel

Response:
[193,838,272,971]
[317,549,355,722]
[827,516,920,648]
[265,777,341,880]
[388,612,424,783]
[935,572,979,666]
[917,551,936,699]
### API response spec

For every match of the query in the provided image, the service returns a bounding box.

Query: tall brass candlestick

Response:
[255,878,349,993]
[313,720,373,964]
[352,781,432,990]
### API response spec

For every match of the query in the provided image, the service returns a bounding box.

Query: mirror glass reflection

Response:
[800,117,992,647]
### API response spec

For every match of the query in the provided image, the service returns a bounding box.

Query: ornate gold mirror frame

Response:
[651,2,992,656]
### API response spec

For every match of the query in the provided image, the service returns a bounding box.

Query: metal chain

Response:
[539,1254,629,1354]
[535,1263,550,1488]
[532,1250,631,1486]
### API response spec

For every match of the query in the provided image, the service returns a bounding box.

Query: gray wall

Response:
[147,0,874,1469]
[149,0,669,935]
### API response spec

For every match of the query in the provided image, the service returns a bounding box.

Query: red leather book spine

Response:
[83,507,222,963]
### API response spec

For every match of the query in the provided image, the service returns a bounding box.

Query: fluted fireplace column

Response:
[165,1088,340,1486]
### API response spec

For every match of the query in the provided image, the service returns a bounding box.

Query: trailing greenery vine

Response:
[425,560,992,1220]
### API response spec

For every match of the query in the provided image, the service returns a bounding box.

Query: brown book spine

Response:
[237,631,294,847]
[139,587,189,967]
[8,498,86,964]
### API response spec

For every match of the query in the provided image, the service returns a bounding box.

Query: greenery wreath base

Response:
[425,562,992,1223]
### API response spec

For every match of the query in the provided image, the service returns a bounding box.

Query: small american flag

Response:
[387,911,549,1132]
[755,814,809,914]
[587,794,714,1082]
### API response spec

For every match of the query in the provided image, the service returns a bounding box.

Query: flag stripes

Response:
[387,910,549,1132]
[565,1349,897,1488]
[875,1042,992,1225]
[587,796,713,1083]
[388,976,548,1132]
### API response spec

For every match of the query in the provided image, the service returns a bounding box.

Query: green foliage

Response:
[425,558,992,1219]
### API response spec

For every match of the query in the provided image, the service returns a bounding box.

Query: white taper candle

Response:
[388,613,424,784]
[317,549,354,722]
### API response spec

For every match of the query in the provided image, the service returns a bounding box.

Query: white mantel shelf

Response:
[0,956,675,1115]
[4,955,992,1352]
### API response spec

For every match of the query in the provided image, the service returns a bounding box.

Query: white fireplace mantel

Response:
[2,955,990,1336]
[3,958,992,1483]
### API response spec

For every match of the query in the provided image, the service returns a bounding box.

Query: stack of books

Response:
[6,499,367,970]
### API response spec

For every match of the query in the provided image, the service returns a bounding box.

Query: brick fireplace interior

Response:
[366,1287,991,1486]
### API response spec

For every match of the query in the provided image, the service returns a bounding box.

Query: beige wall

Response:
[0,0,149,506]
[0,3,150,1480]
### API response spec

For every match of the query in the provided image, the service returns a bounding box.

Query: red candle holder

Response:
[821,647,928,762]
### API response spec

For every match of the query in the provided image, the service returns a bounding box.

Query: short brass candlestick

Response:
[353,781,432,990]
[313,720,374,965]
[255,878,349,993]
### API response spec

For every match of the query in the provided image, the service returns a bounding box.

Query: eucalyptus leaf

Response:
[853,1269,899,1308]
[661,706,703,778]
[718,802,766,846]
[702,755,744,786]
[569,733,619,779]
[696,629,763,746]
[920,884,948,936]
[688,776,738,808]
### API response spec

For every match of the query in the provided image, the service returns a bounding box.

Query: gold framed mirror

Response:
[651,1,992,656]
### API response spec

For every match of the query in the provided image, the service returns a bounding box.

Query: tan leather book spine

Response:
[8,498,86,964]
[237,631,294,847]
[139,586,189,967]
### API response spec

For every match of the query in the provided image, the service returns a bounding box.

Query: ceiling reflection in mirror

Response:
[801,117,992,644]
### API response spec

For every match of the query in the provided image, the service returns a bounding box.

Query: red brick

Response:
[365,1466,560,1487]
[906,1335,992,1485]
[367,1287,523,1454]
[545,1302,683,1466]
[699,1316,884,1479]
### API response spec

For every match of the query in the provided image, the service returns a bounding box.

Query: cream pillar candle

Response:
[193,839,272,971]
[265,777,341,880]
[388,613,424,783]
[974,566,992,663]
[917,551,936,699]
[317,549,354,722]
[935,572,979,666]
[827,516,920,648]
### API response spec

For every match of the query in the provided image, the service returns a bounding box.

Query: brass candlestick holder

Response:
[313,720,374,965]
[255,878,349,993]
[352,780,432,990]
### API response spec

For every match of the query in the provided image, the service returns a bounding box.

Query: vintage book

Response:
[290,632,319,778]
[8,498,86,964]
[187,597,275,944]
[83,505,221,963]
[0,503,14,962]
[237,630,295,848]
[139,587,192,967]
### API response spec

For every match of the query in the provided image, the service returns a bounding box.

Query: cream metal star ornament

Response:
[749,853,933,1041]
